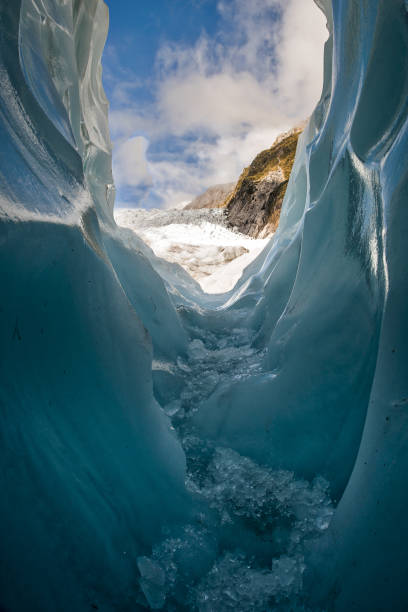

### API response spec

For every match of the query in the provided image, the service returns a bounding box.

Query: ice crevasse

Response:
[0,0,407,610]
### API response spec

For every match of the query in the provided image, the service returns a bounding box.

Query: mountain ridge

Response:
[224,124,304,237]
[184,124,304,237]
[184,182,235,210]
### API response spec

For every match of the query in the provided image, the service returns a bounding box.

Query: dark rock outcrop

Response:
[225,126,304,237]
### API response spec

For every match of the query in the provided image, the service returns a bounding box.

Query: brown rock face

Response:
[184,183,235,210]
[225,126,304,237]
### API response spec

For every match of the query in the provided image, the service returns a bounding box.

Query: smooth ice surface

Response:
[1,0,408,610]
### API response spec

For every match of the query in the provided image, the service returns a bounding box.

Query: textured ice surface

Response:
[135,444,333,611]
[1,0,408,610]
[142,327,333,610]
[115,207,269,293]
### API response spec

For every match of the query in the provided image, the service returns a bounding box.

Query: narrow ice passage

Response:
[140,310,335,609]
[0,0,408,611]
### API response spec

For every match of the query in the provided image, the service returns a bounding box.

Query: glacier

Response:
[114,207,269,294]
[0,0,407,610]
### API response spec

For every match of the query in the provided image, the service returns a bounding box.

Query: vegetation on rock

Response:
[224,125,304,237]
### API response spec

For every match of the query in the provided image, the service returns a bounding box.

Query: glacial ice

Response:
[0,0,407,611]
[114,207,269,294]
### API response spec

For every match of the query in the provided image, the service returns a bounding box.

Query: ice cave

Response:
[0,0,408,610]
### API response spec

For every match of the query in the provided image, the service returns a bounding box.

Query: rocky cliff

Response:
[224,125,304,237]
[184,126,303,237]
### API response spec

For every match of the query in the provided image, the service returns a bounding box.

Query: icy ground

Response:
[115,207,269,293]
[140,325,334,610]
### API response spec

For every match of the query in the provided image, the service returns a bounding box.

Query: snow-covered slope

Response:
[115,207,269,293]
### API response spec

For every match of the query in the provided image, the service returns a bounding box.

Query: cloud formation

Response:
[113,136,152,188]
[106,0,327,208]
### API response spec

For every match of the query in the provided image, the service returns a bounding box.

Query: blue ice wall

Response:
[306,2,408,609]
[192,0,408,607]
[0,2,192,609]
[0,0,407,610]
[193,0,406,504]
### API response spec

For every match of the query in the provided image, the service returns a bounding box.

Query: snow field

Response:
[115,208,270,293]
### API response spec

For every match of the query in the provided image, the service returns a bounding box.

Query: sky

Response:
[103,0,328,209]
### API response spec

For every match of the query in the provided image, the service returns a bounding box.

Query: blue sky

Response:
[103,0,327,209]
[105,1,220,82]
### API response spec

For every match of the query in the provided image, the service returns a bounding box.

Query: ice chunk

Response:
[188,339,209,361]
[137,557,167,609]
[195,552,305,612]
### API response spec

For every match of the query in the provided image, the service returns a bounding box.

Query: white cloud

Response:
[109,109,154,141]
[107,0,328,209]
[157,71,286,136]
[113,136,152,188]
[275,0,330,114]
